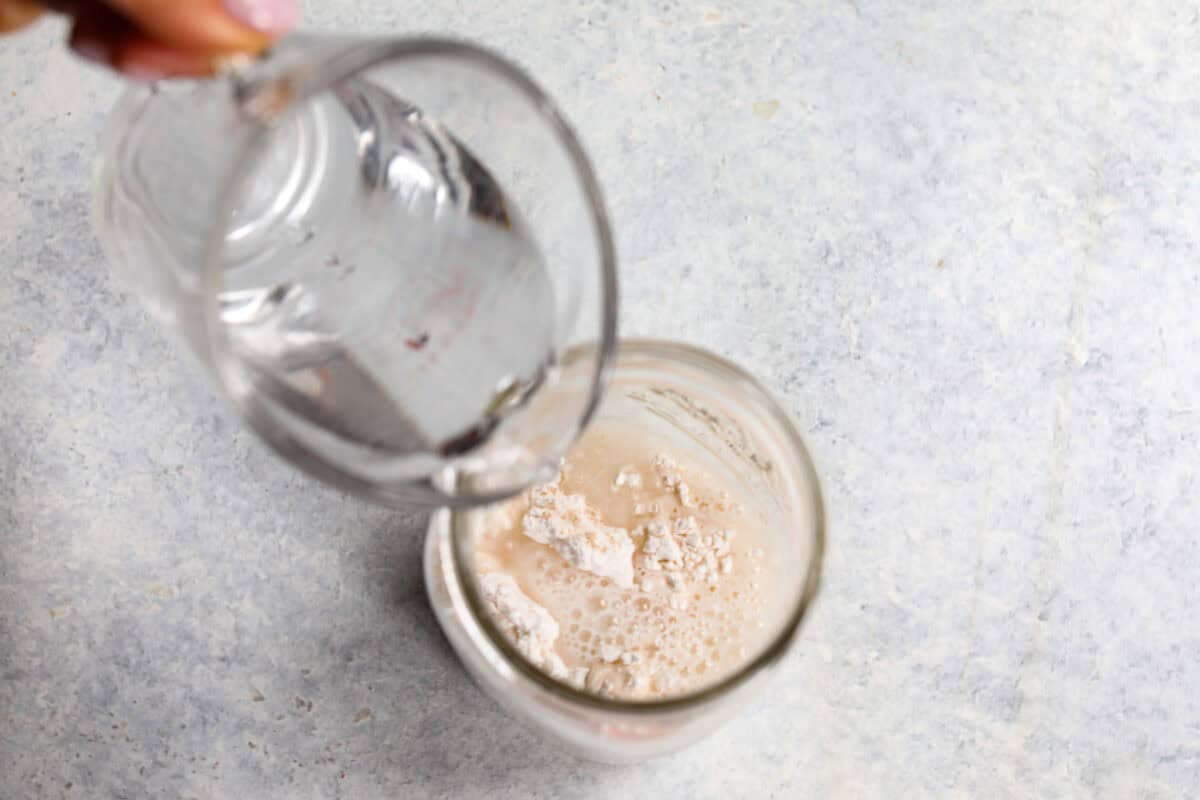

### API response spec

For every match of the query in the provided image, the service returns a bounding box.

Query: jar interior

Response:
[452,340,823,707]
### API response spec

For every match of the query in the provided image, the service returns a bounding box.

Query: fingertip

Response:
[69,6,218,79]
[112,40,217,80]
[221,0,299,37]
[107,0,295,53]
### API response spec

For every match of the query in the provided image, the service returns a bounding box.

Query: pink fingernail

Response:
[121,64,167,84]
[222,0,300,35]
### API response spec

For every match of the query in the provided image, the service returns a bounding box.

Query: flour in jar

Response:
[472,421,773,700]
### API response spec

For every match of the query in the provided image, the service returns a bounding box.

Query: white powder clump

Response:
[653,453,696,507]
[522,478,636,588]
[479,572,569,681]
[641,521,683,570]
[613,466,643,489]
[638,515,737,594]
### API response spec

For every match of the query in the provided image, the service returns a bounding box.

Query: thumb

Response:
[105,0,298,53]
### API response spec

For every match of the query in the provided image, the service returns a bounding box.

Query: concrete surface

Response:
[2,2,1198,797]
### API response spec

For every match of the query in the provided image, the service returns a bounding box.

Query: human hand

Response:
[0,0,299,79]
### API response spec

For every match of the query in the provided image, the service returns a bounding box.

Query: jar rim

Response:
[447,339,825,713]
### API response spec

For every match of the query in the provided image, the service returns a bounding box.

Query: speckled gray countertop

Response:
[3,2,1199,797]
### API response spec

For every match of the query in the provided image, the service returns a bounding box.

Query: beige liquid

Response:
[473,421,772,699]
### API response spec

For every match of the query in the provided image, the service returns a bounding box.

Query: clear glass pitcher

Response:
[93,35,618,508]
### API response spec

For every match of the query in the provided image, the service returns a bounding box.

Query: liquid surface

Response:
[473,422,772,699]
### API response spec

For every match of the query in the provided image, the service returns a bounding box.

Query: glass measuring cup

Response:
[93,35,618,508]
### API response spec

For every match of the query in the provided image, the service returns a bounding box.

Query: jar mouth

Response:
[447,339,825,713]
[197,36,619,509]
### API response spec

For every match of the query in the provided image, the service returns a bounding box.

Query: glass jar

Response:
[425,340,824,763]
